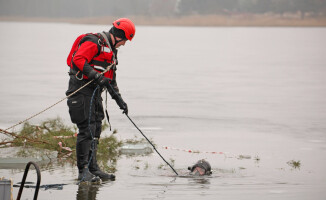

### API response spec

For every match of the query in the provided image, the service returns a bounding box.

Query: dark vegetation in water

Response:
[287,160,301,169]
[123,134,156,148]
[1,118,302,174]
[0,117,159,173]
[13,117,76,152]
[0,117,123,173]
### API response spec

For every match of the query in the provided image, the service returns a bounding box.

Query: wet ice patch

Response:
[132,127,162,131]
[119,143,153,156]
[269,190,286,194]
[237,155,251,159]
[308,139,324,143]
[0,146,57,169]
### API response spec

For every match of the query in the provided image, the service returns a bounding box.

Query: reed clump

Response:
[287,160,301,169]
[0,117,123,172]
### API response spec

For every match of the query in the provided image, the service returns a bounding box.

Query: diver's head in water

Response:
[188,159,212,176]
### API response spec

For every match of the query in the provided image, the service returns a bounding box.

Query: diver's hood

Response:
[188,159,212,175]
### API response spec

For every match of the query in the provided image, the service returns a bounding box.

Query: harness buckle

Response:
[75,71,83,81]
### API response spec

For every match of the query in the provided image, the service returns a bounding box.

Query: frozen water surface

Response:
[0,22,326,199]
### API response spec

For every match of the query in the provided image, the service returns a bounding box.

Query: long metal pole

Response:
[125,114,178,175]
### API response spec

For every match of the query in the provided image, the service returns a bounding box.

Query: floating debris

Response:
[13,182,68,190]
[287,160,301,169]
[254,155,261,162]
[119,143,153,156]
[0,118,122,173]
[119,135,154,156]
[237,155,251,160]
[0,146,57,169]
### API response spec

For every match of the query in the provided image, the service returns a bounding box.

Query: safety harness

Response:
[67,32,118,131]
[67,32,116,81]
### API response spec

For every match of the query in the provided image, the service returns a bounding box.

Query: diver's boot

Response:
[78,167,101,182]
[89,140,115,180]
[90,166,115,181]
[76,138,100,182]
[90,167,115,180]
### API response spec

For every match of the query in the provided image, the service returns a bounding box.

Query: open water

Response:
[0,22,326,200]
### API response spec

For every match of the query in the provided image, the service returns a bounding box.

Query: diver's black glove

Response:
[87,70,111,87]
[94,73,112,87]
[122,102,128,115]
[113,93,128,115]
[105,82,128,114]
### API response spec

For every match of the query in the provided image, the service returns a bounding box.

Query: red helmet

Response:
[113,18,136,41]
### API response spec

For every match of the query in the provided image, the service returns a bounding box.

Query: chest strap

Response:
[99,32,116,64]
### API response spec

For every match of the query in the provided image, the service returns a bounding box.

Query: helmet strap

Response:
[109,27,126,48]
[113,35,124,48]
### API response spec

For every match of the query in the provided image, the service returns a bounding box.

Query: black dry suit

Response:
[66,32,122,181]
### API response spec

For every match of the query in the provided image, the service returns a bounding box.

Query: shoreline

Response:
[1,14,326,27]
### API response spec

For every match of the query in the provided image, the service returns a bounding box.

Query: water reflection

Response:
[0,146,58,169]
[177,172,211,188]
[189,177,211,185]
[76,184,100,200]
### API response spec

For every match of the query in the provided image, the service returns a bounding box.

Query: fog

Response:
[0,0,325,19]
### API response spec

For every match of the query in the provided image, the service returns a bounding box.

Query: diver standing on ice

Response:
[66,18,135,182]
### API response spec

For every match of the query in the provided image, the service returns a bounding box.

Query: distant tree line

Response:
[0,0,152,18]
[178,0,326,19]
[0,0,325,18]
